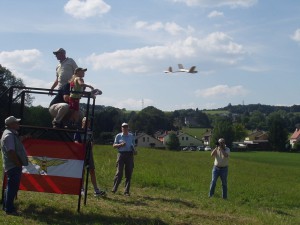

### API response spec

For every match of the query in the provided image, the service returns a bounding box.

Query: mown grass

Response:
[0,146,299,225]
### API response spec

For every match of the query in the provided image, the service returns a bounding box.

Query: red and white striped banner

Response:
[19,139,85,195]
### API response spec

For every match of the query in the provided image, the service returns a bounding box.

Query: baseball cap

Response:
[5,116,21,126]
[74,67,87,74]
[121,123,128,127]
[53,48,66,55]
[218,138,225,144]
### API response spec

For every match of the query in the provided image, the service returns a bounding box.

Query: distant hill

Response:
[214,103,300,115]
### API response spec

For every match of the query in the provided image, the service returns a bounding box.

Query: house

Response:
[245,130,268,141]
[136,133,165,149]
[202,129,212,146]
[289,128,300,147]
[244,130,270,150]
[163,131,203,148]
[177,133,203,147]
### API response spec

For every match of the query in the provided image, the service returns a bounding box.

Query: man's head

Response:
[5,116,21,130]
[121,122,129,134]
[53,48,66,62]
[218,138,225,147]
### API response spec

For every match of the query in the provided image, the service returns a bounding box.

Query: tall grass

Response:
[0,146,299,225]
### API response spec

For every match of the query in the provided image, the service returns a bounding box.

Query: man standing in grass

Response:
[112,123,136,196]
[209,138,230,199]
[1,116,28,215]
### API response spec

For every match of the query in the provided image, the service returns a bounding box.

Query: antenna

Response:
[142,98,144,110]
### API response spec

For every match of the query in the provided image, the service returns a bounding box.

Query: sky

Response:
[1,0,300,111]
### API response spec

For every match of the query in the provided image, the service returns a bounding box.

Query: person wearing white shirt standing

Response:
[51,48,78,90]
[209,138,230,199]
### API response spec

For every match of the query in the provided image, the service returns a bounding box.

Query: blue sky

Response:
[1,0,300,111]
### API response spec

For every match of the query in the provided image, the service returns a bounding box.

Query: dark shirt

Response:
[49,83,70,107]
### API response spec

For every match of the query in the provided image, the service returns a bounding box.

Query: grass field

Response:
[181,127,209,140]
[0,146,299,225]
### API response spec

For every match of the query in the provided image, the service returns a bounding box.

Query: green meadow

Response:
[0,146,299,225]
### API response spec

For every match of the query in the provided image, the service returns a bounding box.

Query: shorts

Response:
[69,97,80,111]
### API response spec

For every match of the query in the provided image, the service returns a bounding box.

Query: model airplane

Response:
[177,64,198,73]
[164,66,173,73]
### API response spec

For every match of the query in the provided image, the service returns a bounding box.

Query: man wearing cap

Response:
[209,138,230,199]
[112,123,136,196]
[1,116,28,215]
[51,48,78,90]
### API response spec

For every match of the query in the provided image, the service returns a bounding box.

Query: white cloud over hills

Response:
[195,85,248,98]
[64,0,111,19]
[171,0,257,8]
[135,21,194,36]
[86,32,246,73]
[291,29,300,42]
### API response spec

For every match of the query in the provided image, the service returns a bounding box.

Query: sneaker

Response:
[81,188,85,196]
[6,210,21,216]
[94,189,106,197]
[124,192,130,196]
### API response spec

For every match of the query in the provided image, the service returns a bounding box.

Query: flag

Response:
[19,139,85,195]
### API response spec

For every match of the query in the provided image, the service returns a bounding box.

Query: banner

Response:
[19,139,85,195]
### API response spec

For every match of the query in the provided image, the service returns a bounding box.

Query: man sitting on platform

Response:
[49,83,71,128]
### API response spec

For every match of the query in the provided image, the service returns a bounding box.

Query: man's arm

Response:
[211,147,218,157]
[219,147,229,158]
[51,78,58,90]
[112,135,125,149]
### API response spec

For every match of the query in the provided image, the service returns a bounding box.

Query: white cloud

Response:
[0,49,51,88]
[208,10,224,18]
[291,29,300,42]
[135,21,190,36]
[64,0,111,19]
[195,85,248,98]
[97,97,154,110]
[172,0,257,8]
[0,49,42,71]
[86,32,246,73]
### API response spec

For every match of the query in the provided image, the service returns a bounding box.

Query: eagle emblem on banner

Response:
[27,156,67,175]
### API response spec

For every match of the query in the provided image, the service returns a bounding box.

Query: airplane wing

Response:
[188,66,198,73]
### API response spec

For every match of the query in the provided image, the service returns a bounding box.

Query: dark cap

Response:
[74,67,87,74]
[53,48,66,55]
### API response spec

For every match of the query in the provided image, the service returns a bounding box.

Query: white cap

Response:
[121,122,128,127]
[5,116,21,126]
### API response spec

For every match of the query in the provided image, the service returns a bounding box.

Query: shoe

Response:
[6,210,21,216]
[94,189,106,197]
[124,192,130,196]
[81,188,85,196]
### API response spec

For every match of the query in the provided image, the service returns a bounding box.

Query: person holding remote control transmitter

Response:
[112,123,136,196]
[209,138,230,199]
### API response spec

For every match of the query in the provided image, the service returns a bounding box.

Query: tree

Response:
[0,65,33,127]
[211,117,234,148]
[268,112,288,151]
[233,123,247,141]
[166,133,180,151]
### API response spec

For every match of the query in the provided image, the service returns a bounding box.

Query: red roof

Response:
[290,129,300,139]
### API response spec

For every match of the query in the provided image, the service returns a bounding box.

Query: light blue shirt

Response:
[114,132,135,152]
